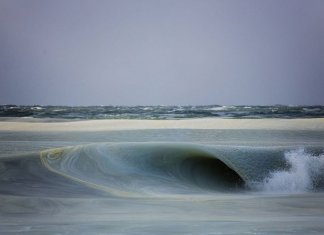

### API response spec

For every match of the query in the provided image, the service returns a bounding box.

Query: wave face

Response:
[1,143,323,198]
[0,154,107,197]
[40,144,247,197]
[1,105,324,119]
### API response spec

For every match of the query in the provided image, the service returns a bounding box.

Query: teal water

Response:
[0,128,323,234]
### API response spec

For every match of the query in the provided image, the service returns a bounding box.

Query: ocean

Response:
[0,106,323,235]
[1,105,324,120]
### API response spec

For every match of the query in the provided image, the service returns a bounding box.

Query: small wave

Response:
[254,149,324,193]
[142,107,153,111]
[303,108,321,112]
[205,106,228,111]
[30,106,43,110]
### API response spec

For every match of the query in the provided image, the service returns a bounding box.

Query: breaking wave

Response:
[0,143,323,198]
[255,149,324,193]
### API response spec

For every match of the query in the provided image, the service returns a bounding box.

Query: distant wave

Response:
[1,105,324,120]
[1,143,323,198]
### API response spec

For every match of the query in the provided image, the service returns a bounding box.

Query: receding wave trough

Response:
[1,143,323,198]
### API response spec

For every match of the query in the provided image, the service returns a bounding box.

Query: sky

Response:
[0,0,323,106]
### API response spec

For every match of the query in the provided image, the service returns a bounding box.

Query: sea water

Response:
[1,105,324,119]
[0,107,323,235]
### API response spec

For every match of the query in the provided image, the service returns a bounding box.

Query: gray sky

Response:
[0,0,323,105]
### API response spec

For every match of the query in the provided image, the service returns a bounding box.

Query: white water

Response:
[260,149,324,193]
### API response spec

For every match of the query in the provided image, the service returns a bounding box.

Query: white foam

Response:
[142,107,152,111]
[258,149,324,193]
[31,106,43,110]
[206,106,228,111]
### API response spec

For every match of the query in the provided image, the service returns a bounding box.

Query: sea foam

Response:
[258,149,324,193]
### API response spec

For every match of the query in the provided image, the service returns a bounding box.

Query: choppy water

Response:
[1,105,324,119]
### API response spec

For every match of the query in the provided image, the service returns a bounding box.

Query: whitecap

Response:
[257,149,324,193]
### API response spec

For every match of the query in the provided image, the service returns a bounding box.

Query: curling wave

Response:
[0,143,323,198]
[40,143,247,197]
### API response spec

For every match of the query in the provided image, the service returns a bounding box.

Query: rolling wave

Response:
[1,143,323,198]
[40,144,246,197]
